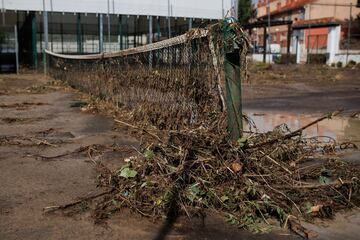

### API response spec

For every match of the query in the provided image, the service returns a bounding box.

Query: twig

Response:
[288,218,317,239]
[259,173,302,214]
[30,144,106,160]
[116,194,153,217]
[43,189,114,212]
[260,150,292,175]
[114,118,181,151]
[30,137,58,147]
[114,119,163,143]
[275,180,354,189]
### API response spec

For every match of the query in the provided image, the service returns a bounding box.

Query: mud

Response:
[0,69,359,240]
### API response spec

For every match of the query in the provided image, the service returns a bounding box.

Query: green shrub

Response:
[346,60,356,68]
[336,61,343,68]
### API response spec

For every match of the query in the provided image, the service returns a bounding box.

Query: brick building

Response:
[255,0,360,53]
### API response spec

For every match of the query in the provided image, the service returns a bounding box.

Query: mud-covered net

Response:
[47,22,249,131]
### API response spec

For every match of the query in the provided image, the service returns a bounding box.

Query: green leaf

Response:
[189,184,201,195]
[143,149,154,159]
[226,213,240,225]
[112,199,118,205]
[237,137,248,148]
[319,176,331,185]
[119,167,137,179]
[156,199,162,206]
[221,195,229,202]
[187,183,203,202]
[237,137,247,143]
[187,194,196,202]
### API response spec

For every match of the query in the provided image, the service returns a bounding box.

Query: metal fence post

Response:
[60,15,64,53]
[1,0,5,26]
[223,20,242,140]
[77,13,82,53]
[346,3,352,65]
[14,25,19,74]
[119,15,123,50]
[267,0,271,63]
[157,17,161,41]
[31,12,38,69]
[263,27,267,63]
[149,16,153,69]
[107,0,111,50]
[167,0,171,38]
[307,4,311,64]
[43,0,49,75]
[99,14,103,53]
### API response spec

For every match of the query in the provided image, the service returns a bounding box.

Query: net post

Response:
[223,19,243,140]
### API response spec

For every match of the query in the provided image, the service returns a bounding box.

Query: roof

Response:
[258,0,315,18]
[242,20,292,29]
[292,17,341,29]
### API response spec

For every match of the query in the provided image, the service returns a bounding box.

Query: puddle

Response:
[245,112,360,144]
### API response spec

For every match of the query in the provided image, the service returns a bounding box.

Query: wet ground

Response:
[0,70,359,240]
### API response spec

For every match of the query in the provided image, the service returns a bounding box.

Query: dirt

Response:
[0,69,359,240]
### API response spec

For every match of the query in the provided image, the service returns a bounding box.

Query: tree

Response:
[237,0,255,25]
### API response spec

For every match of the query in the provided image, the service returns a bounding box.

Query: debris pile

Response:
[92,112,359,232]
[44,21,360,235]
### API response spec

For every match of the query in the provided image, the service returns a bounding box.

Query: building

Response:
[255,0,360,60]
[0,0,233,70]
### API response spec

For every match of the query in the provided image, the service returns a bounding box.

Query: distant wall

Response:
[2,0,231,19]
[334,52,360,65]
[250,54,274,63]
